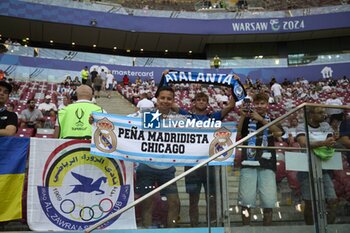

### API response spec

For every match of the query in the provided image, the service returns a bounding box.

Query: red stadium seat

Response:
[35,134,54,138]
[16,128,35,137]
[332,155,350,201]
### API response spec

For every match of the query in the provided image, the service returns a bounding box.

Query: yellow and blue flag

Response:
[0,137,29,222]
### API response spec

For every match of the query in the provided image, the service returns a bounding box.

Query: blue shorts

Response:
[184,166,216,195]
[135,163,178,196]
[238,167,277,208]
[297,171,337,200]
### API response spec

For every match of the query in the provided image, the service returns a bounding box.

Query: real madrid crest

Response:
[94,118,117,153]
[209,127,234,161]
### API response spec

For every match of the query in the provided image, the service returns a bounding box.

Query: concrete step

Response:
[178,204,305,223]
[96,90,137,115]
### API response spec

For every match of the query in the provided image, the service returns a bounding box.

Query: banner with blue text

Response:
[90,112,237,166]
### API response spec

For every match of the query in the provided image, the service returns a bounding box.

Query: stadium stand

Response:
[0,0,350,232]
[93,0,344,11]
[117,79,350,121]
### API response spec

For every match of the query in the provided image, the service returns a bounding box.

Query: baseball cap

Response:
[0,81,12,94]
[45,95,51,99]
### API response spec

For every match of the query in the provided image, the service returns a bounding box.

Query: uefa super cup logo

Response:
[37,140,130,230]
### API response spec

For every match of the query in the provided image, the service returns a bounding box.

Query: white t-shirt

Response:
[137,98,155,111]
[38,102,57,112]
[100,71,107,82]
[296,122,333,143]
[271,83,283,97]
[58,103,67,110]
[106,73,114,87]
[220,95,229,102]
[282,126,297,139]
[325,98,343,115]
[322,86,332,93]
[151,97,157,104]
[310,93,318,100]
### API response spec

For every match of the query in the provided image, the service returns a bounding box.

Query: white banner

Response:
[91,112,237,166]
[285,151,343,171]
[27,138,136,231]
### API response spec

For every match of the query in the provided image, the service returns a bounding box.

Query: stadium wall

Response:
[1,0,350,35]
[0,54,349,83]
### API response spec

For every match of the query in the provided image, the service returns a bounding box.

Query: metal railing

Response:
[85,103,350,232]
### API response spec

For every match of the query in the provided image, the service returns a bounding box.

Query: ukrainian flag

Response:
[0,137,29,222]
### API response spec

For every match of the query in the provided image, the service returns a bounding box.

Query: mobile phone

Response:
[243,98,251,112]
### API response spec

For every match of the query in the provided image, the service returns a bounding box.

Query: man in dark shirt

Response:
[90,68,98,84]
[0,81,18,136]
[339,118,350,169]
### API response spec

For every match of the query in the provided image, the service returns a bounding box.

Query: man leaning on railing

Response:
[296,106,337,225]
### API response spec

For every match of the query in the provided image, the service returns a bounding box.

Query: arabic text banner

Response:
[27,138,136,231]
[91,113,237,166]
[0,137,29,222]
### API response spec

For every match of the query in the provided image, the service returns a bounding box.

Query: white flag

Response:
[27,138,136,231]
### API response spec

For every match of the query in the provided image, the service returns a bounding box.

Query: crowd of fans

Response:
[116,73,350,225]
[97,0,343,12]
[1,69,350,227]
[0,65,120,137]
[0,0,348,230]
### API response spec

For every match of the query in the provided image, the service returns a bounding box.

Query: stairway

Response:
[95,90,137,115]
[175,167,305,226]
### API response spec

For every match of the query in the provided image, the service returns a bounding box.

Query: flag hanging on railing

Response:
[0,137,29,222]
[91,112,237,166]
[27,138,136,231]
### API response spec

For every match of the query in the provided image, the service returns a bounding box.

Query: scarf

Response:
[243,114,270,166]
[157,71,246,101]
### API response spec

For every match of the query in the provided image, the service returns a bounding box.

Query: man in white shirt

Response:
[325,92,344,128]
[58,95,70,110]
[296,106,337,225]
[271,80,283,103]
[38,95,58,116]
[100,68,107,91]
[322,85,332,93]
[282,116,299,145]
[137,92,154,112]
[105,71,114,99]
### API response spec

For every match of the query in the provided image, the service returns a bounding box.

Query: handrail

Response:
[85,102,349,232]
[237,145,350,152]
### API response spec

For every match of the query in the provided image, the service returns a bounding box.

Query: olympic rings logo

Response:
[60,198,113,221]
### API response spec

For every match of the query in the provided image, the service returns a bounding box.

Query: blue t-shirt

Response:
[179,108,222,121]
